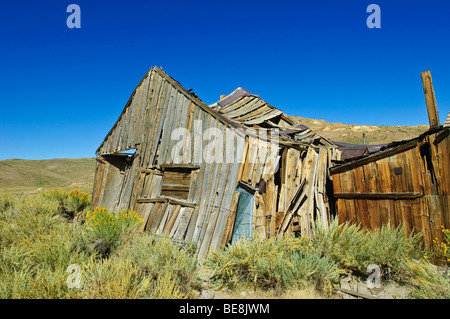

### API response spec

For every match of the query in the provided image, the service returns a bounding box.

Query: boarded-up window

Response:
[160,166,197,201]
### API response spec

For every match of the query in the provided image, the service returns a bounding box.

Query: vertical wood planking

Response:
[194,119,222,255]
[141,74,165,166]
[421,70,440,127]
[208,131,244,253]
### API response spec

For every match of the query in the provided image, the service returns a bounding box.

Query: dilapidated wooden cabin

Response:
[92,66,339,258]
[329,71,450,249]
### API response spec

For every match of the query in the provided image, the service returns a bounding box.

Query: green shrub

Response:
[287,250,343,294]
[80,252,190,299]
[311,219,366,272]
[0,199,62,248]
[356,223,424,279]
[67,189,91,212]
[0,193,93,299]
[116,235,199,298]
[81,257,151,299]
[205,236,340,295]
[312,219,424,280]
[0,193,15,214]
[0,266,88,299]
[41,188,91,220]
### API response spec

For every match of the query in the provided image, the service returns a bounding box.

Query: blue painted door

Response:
[231,186,254,244]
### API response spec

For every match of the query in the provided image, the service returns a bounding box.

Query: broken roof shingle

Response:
[444,111,450,128]
[332,141,387,161]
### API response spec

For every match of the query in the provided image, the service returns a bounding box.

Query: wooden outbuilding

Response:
[330,126,449,248]
[330,71,450,248]
[92,66,340,258]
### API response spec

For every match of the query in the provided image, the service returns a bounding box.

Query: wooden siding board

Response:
[190,118,218,245]
[184,111,212,243]
[209,134,243,252]
[148,82,174,166]
[117,157,138,211]
[159,91,183,164]
[155,204,173,235]
[170,95,190,164]
[195,121,223,255]
[197,161,230,258]
[143,76,166,166]
[330,140,418,175]
[162,205,182,236]
[137,73,159,163]
[173,207,194,241]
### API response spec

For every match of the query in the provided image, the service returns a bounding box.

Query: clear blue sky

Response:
[0,0,449,160]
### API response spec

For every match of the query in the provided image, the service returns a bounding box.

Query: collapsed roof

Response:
[210,87,335,148]
[444,111,450,128]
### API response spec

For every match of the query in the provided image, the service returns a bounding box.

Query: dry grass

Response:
[0,158,95,194]
[1,190,448,299]
[204,219,447,299]
[0,190,199,299]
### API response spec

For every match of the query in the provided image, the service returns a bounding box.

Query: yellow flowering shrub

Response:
[40,189,91,219]
[433,224,450,264]
[83,206,144,257]
[69,189,90,203]
[68,189,91,212]
[85,206,143,233]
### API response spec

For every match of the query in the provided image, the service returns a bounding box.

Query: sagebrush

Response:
[0,190,199,299]
[1,191,448,299]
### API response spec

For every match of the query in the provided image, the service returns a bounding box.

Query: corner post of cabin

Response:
[420,70,440,128]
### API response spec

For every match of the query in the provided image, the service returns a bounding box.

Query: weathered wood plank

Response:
[226,98,266,119]
[162,205,182,236]
[136,197,196,208]
[207,140,240,253]
[210,139,245,252]
[184,112,212,242]
[140,203,155,232]
[155,204,174,235]
[219,96,255,114]
[195,121,223,256]
[173,207,194,241]
[277,179,307,237]
[197,160,230,258]
[330,140,418,175]
[190,117,218,244]
[243,109,284,125]
[147,202,168,232]
[144,76,166,166]
[421,70,440,127]
[253,192,266,240]
[334,192,423,199]
[237,136,249,180]
[235,105,271,122]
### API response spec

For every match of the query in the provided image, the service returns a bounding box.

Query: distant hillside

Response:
[0,158,96,194]
[293,117,429,145]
